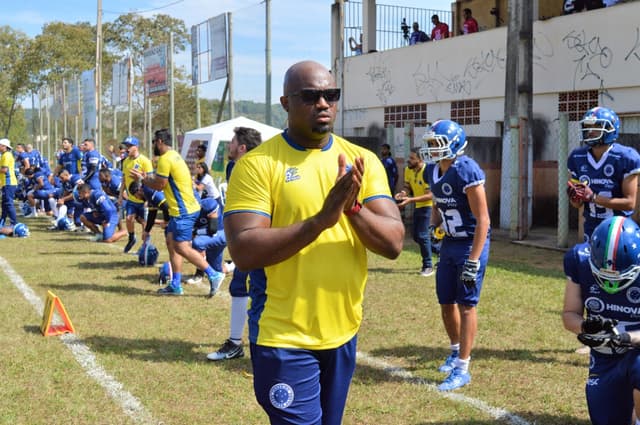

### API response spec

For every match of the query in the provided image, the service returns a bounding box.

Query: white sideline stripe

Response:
[0,257,157,425]
[357,352,531,425]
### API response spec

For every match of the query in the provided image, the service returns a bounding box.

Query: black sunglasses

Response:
[288,88,341,104]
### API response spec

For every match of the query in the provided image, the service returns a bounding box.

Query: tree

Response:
[104,13,189,141]
[0,26,31,138]
[30,21,99,83]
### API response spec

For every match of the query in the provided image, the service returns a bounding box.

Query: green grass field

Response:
[0,217,590,425]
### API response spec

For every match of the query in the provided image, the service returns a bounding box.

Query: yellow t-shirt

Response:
[403,163,432,208]
[156,149,200,217]
[0,152,16,187]
[225,132,392,350]
[122,154,153,203]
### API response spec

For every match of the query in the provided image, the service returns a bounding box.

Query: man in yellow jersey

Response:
[394,146,435,276]
[130,129,224,296]
[118,136,153,253]
[223,61,405,425]
[0,139,17,225]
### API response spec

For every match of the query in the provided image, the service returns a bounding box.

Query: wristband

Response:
[592,192,597,203]
[344,200,362,217]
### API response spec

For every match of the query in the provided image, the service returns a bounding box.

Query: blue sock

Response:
[204,266,216,277]
[172,272,182,288]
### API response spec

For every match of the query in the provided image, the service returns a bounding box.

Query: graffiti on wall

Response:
[411,49,506,100]
[625,27,640,63]
[365,60,395,104]
[562,29,613,90]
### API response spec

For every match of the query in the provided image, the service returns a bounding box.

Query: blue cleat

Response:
[438,351,459,373]
[157,284,183,296]
[438,367,470,391]
[206,271,225,298]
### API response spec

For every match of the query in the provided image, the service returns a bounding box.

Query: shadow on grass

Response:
[368,344,586,369]
[47,282,152,295]
[46,282,213,298]
[114,273,156,282]
[41,250,114,256]
[75,260,138,269]
[68,334,255,369]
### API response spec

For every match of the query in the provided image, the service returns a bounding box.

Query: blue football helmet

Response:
[56,217,73,231]
[21,202,33,217]
[138,241,159,266]
[589,216,640,294]
[13,223,29,237]
[158,261,173,285]
[420,120,467,163]
[581,106,620,146]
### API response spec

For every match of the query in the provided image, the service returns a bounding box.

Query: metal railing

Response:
[344,1,452,56]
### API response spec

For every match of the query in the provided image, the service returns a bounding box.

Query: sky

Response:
[5,0,453,104]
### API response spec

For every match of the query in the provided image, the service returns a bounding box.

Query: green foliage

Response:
[0,26,32,137]
[31,22,103,83]
[104,13,188,73]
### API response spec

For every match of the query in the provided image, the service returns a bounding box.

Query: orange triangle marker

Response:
[40,290,76,336]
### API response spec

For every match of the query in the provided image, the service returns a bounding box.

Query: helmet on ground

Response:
[158,261,172,285]
[57,217,73,231]
[21,202,33,217]
[589,216,640,294]
[13,223,29,237]
[581,106,620,146]
[420,119,467,163]
[138,241,159,266]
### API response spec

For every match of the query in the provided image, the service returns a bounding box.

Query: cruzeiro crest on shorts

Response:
[269,382,294,409]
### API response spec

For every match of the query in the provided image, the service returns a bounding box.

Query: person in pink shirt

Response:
[461,8,478,35]
[431,14,450,41]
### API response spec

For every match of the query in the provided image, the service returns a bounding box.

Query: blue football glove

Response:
[460,259,480,288]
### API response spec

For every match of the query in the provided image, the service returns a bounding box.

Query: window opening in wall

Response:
[558,90,598,121]
[451,99,480,125]
[384,103,427,128]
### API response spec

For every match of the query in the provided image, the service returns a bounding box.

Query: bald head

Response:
[280,60,338,148]
[283,61,333,95]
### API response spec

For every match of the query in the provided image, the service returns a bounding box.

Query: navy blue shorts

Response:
[125,200,145,219]
[435,237,490,306]
[250,335,357,425]
[586,350,640,425]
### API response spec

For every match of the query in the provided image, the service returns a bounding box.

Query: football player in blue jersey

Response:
[420,119,491,391]
[55,137,83,178]
[25,167,57,217]
[567,106,640,241]
[80,138,103,191]
[189,195,226,297]
[53,169,84,229]
[75,183,128,243]
[99,168,122,200]
[563,216,640,425]
[127,181,169,243]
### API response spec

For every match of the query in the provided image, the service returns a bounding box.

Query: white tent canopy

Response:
[180,116,282,171]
